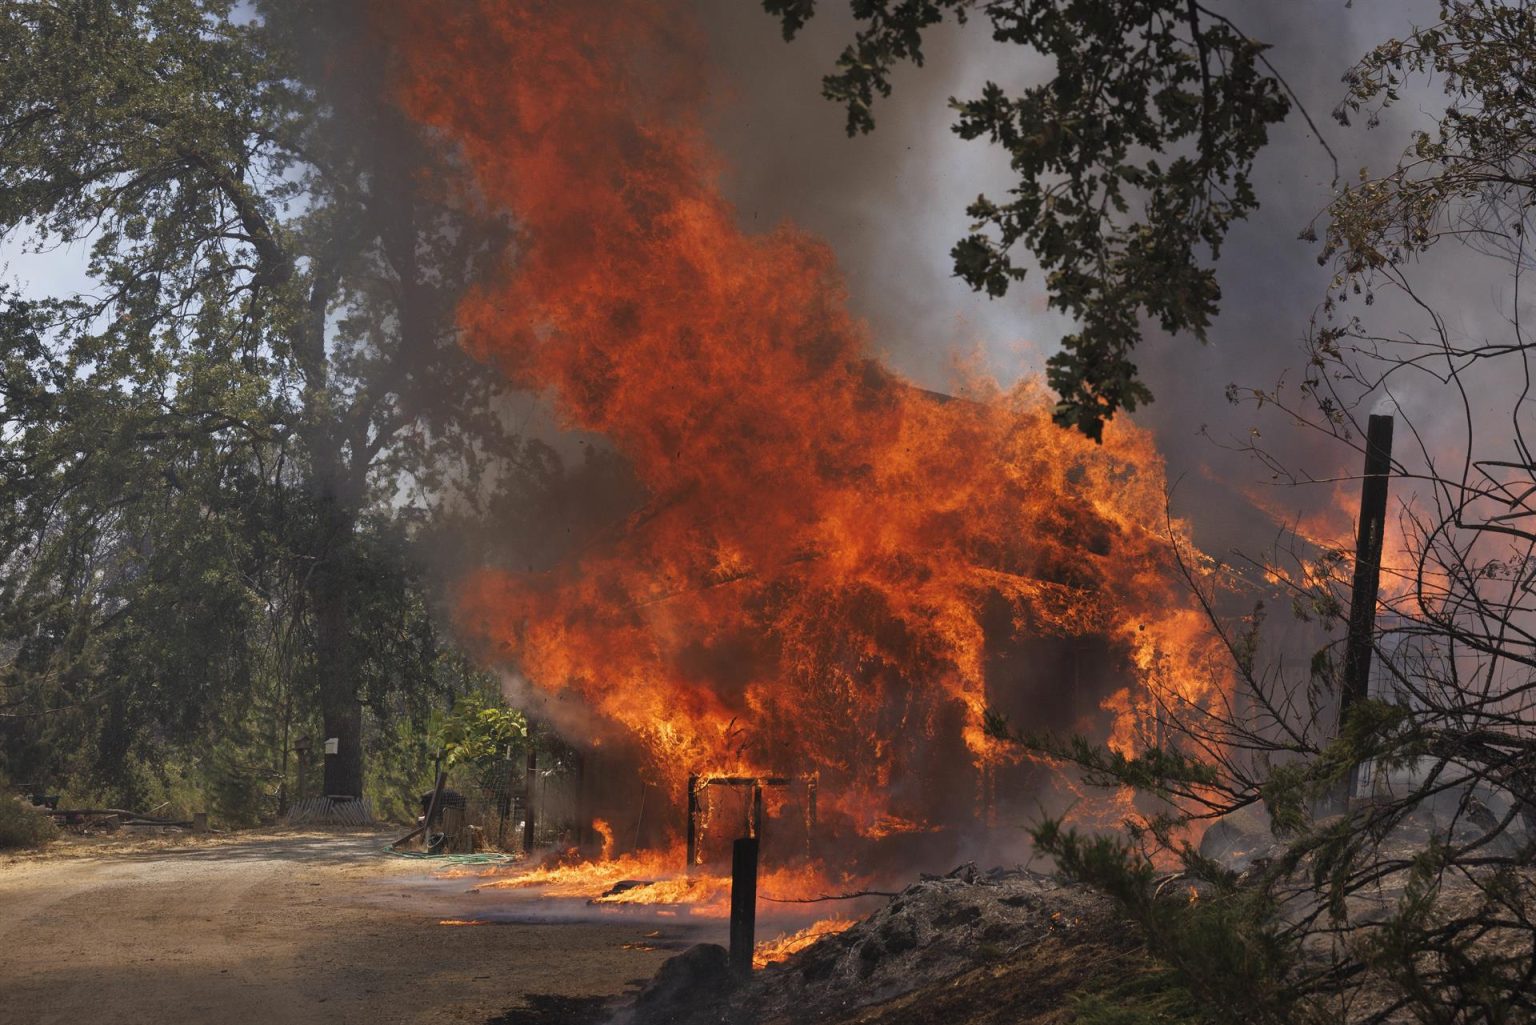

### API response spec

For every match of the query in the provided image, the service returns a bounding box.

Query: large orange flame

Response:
[378,0,1230,854]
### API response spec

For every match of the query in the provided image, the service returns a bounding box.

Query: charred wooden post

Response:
[729,837,760,977]
[804,773,818,860]
[685,774,699,874]
[1337,413,1395,808]
[750,783,764,839]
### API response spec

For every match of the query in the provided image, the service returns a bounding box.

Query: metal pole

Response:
[685,774,699,874]
[497,756,513,850]
[1338,413,1395,807]
[729,837,759,977]
[522,742,537,855]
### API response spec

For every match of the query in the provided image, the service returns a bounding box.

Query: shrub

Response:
[0,796,60,850]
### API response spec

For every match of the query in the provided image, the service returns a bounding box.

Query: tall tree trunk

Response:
[312,497,364,798]
[296,242,360,797]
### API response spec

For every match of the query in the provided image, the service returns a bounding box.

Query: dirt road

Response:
[0,830,704,1025]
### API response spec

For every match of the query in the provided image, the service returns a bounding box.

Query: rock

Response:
[1199,803,1280,871]
[631,943,734,1025]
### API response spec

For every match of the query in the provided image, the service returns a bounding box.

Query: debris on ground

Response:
[622,863,1124,1025]
[486,994,618,1025]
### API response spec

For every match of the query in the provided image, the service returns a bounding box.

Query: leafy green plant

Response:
[432,694,527,788]
[1070,961,1207,1025]
[1033,819,1296,1025]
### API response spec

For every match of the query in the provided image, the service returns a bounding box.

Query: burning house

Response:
[375,0,1233,890]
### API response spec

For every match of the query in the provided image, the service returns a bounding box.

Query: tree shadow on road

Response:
[486,994,616,1025]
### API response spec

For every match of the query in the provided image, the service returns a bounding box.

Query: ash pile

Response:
[626,864,1116,1025]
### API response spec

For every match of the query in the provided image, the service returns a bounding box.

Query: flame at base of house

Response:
[375,0,1234,877]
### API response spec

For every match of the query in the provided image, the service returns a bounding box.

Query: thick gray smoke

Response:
[692,0,1442,557]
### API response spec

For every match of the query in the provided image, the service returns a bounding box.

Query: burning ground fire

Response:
[752,918,858,969]
[375,0,1233,887]
[446,839,851,915]
[434,842,864,966]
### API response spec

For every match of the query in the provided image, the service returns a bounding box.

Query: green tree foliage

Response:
[1324,0,1536,288]
[0,0,536,811]
[432,693,527,789]
[929,0,1536,1013]
[983,6,1536,1017]
[764,0,1295,438]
